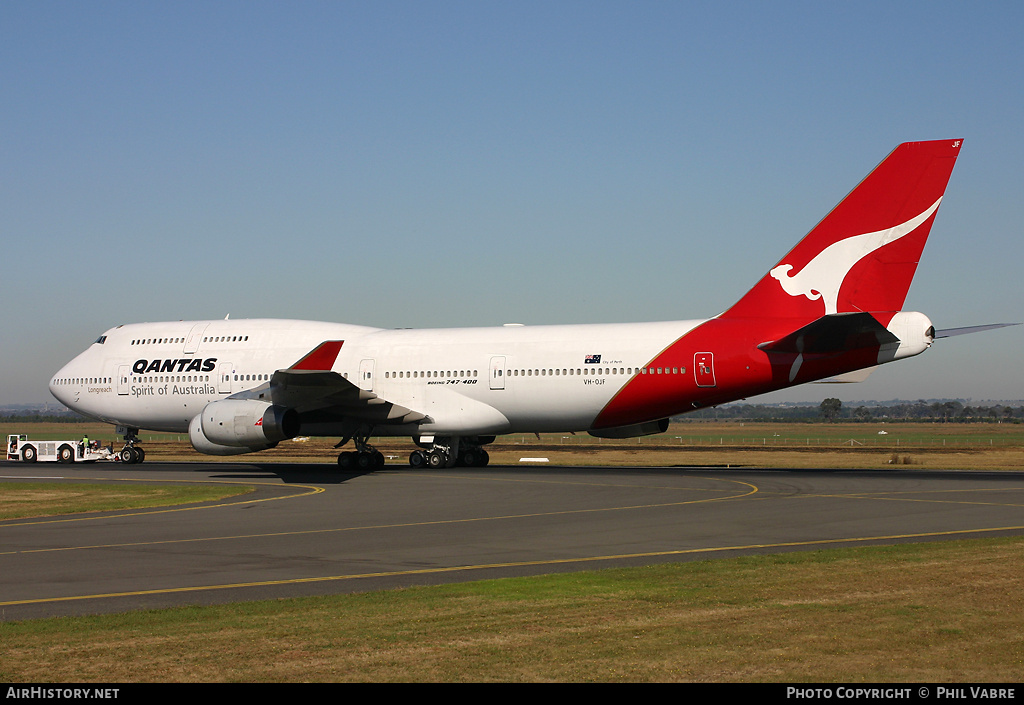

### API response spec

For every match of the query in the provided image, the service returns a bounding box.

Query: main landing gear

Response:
[409,436,491,468]
[334,432,493,470]
[336,430,385,470]
[118,427,146,464]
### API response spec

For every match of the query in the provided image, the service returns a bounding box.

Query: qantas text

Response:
[133,358,217,374]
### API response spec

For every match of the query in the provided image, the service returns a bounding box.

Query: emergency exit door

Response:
[489,356,506,390]
[117,364,130,395]
[218,362,234,393]
[358,359,375,391]
[694,352,716,388]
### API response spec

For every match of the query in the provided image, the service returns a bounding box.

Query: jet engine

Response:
[189,399,299,456]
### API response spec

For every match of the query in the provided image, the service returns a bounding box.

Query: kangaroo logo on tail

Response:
[769,198,942,315]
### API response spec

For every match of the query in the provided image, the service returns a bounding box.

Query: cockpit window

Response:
[94,335,107,344]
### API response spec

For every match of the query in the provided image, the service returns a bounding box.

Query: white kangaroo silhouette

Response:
[770,198,941,315]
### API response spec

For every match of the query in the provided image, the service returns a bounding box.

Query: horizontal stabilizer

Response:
[934,323,1020,338]
[757,312,898,356]
[814,366,877,384]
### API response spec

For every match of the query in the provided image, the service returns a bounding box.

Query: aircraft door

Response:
[489,356,506,390]
[218,362,233,394]
[694,352,717,388]
[358,359,375,391]
[117,364,130,395]
[184,324,208,354]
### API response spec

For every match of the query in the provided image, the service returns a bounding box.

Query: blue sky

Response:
[2,1,1022,406]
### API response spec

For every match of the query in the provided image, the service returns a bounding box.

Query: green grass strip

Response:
[2,538,1022,682]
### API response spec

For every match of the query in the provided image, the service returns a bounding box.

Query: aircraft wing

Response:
[228,341,428,425]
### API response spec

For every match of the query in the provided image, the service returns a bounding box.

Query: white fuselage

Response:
[50,318,705,437]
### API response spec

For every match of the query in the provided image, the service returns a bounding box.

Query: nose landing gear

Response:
[117,427,145,464]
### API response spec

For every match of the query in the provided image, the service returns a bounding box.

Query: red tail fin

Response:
[721,139,963,322]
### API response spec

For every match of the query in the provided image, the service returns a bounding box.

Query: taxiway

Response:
[3,461,1024,620]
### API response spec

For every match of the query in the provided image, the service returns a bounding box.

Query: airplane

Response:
[46,138,1015,469]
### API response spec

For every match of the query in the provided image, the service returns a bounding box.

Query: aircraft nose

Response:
[49,362,78,407]
[50,368,67,404]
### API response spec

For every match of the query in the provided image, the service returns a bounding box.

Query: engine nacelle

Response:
[189,399,299,455]
[188,413,273,456]
[589,418,669,439]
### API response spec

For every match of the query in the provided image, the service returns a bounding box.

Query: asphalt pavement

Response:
[3,460,1024,620]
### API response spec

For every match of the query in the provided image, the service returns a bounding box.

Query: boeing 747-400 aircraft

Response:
[47,139,1013,468]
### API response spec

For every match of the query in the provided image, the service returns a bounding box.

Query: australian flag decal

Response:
[584,354,602,364]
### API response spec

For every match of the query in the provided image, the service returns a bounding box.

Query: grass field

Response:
[0,482,252,521]
[1,538,1022,682]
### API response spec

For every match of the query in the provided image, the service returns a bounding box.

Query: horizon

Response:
[6,397,1024,415]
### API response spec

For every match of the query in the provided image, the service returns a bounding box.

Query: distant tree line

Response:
[681,399,1024,423]
[5,400,1023,426]
[0,411,93,424]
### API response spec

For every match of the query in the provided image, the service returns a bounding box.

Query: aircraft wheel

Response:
[21,445,37,463]
[460,448,490,467]
[427,449,446,468]
[338,451,355,469]
[120,447,138,464]
[357,452,375,470]
[58,445,75,463]
[136,447,145,463]
[409,450,426,468]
